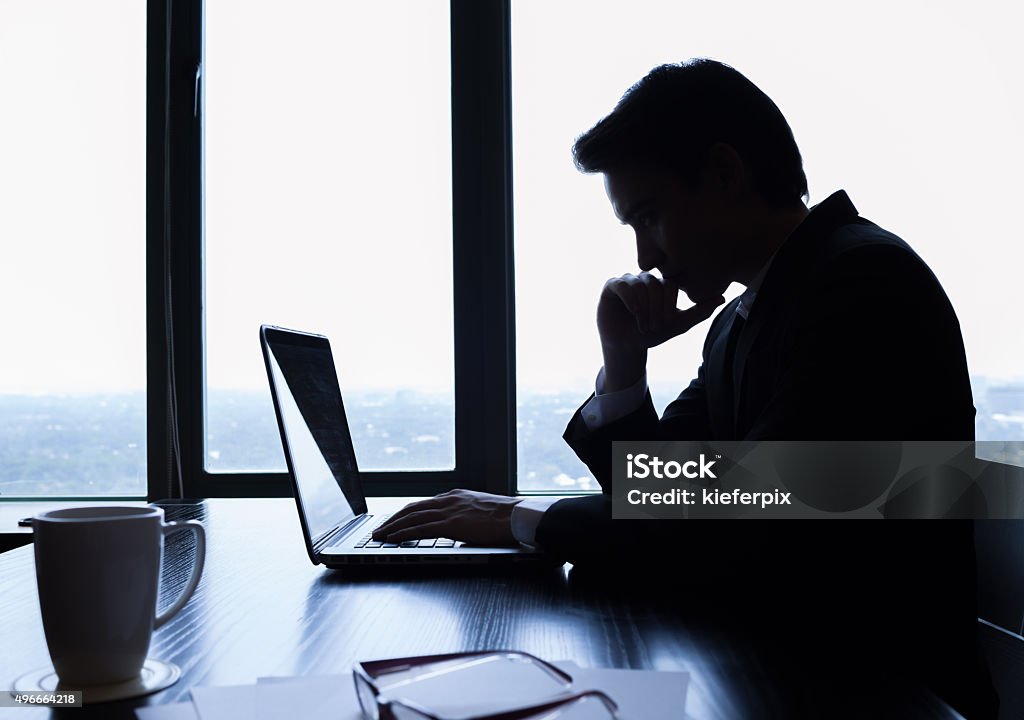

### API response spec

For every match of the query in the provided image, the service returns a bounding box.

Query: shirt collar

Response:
[736,249,776,319]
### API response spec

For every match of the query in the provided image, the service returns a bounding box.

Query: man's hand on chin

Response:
[371,489,522,547]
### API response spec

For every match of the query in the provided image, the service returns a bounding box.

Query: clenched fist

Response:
[597,272,724,391]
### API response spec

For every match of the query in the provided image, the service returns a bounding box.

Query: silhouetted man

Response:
[375,59,997,717]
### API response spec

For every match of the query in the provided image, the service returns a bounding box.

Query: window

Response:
[0,1,146,498]
[511,0,1024,490]
[9,1,1017,500]
[154,0,513,498]
[204,0,455,474]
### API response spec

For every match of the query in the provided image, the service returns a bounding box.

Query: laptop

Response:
[260,325,541,567]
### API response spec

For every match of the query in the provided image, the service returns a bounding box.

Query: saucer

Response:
[13,658,181,704]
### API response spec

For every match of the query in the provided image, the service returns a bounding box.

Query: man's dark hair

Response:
[572,59,808,209]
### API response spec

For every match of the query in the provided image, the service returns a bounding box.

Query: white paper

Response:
[190,684,261,719]
[254,679,347,720]
[254,675,360,720]
[135,701,199,720]
[190,678,358,720]
[154,660,689,720]
[554,661,690,720]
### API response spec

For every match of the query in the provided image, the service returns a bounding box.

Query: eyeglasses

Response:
[353,650,619,720]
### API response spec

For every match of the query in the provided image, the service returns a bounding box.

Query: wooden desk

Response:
[0,499,961,719]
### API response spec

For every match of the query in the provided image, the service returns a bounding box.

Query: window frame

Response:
[146,0,517,499]
[3,0,1009,503]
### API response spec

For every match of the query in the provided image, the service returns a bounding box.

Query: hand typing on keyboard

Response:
[372,489,523,547]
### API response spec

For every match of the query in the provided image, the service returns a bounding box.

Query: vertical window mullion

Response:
[149,0,204,499]
[450,0,517,495]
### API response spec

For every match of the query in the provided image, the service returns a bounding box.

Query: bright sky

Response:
[1,0,1021,401]
[512,0,1024,403]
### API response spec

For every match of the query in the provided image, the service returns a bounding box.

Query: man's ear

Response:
[703,142,746,197]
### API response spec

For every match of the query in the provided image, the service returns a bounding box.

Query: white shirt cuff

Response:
[510,497,561,549]
[581,367,648,429]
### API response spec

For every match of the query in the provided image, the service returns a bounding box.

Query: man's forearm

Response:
[600,344,648,393]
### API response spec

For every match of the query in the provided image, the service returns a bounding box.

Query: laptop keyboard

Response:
[354,538,458,549]
[352,515,457,550]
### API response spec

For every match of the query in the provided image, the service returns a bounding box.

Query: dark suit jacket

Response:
[539,191,997,717]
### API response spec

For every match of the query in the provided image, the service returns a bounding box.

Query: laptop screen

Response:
[262,328,367,544]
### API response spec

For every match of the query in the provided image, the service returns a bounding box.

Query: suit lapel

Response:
[732,306,759,431]
[708,306,742,438]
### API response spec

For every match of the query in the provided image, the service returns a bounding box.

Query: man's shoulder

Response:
[777,190,918,270]
[793,215,941,295]
[817,216,918,265]
[759,210,954,325]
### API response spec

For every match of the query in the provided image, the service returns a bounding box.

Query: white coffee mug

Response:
[32,506,205,686]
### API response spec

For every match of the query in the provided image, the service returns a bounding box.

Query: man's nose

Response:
[636,234,661,272]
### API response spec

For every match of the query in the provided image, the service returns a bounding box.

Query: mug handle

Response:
[154,520,207,629]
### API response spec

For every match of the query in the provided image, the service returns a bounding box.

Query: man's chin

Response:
[666,274,726,306]
[683,288,727,306]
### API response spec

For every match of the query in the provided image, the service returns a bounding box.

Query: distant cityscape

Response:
[2,377,1023,497]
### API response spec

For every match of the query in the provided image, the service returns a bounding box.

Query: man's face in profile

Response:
[604,165,737,304]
